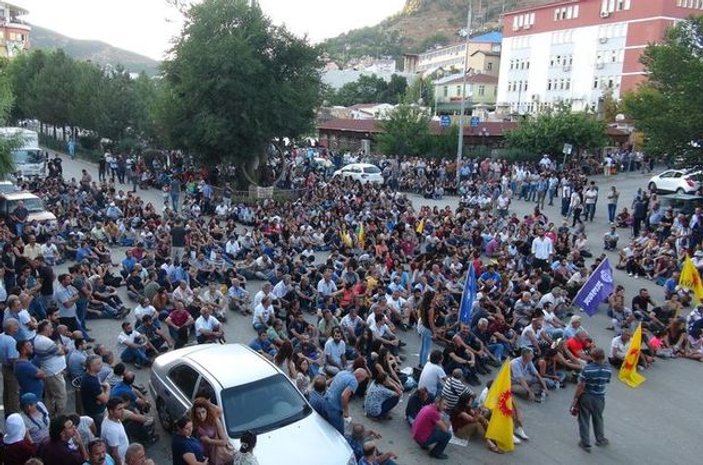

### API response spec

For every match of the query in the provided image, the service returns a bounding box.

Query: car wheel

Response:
[157,398,174,432]
[676,188,685,194]
[648,182,657,192]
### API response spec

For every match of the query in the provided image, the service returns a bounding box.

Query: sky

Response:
[12,0,407,61]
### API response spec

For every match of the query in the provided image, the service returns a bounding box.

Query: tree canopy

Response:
[622,16,703,163]
[0,65,18,176]
[325,74,408,107]
[504,106,608,158]
[376,104,431,155]
[158,0,321,184]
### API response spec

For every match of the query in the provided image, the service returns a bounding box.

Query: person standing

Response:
[606,186,619,225]
[571,347,612,452]
[324,368,369,434]
[101,398,130,465]
[584,183,598,222]
[1,318,21,417]
[33,320,67,416]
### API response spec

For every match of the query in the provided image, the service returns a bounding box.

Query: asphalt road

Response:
[24,155,703,464]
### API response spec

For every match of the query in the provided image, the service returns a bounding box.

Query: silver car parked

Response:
[149,344,356,465]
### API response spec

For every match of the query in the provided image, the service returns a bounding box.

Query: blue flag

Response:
[459,265,477,324]
[573,258,615,317]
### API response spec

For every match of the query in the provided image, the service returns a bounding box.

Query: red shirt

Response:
[566,337,589,358]
[412,404,441,444]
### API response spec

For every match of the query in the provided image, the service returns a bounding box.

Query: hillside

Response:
[29,25,160,75]
[322,0,552,67]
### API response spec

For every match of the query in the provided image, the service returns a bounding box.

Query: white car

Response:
[333,163,384,184]
[149,344,356,465]
[648,169,703,194]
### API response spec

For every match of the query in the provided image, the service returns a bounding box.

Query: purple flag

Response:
[573,258,615,317]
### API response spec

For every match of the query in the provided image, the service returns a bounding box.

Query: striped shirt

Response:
[578,362,612,397]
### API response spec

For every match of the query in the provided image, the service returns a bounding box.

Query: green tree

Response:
[0,71,18,176]
[504,105,608,158]
[402,75,434,106]
[27,50,77,134]
[622,16,703,163]
[159,0,321,185]
[376,104,431,155]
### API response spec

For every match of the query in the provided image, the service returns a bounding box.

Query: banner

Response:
[618,323,646,388]
[679,256,703,303]
[484,359,515,452]
[573,258,614,317]
[459,265,477,324]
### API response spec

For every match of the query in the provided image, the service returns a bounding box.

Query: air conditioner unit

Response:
[600,11,610,18]
[596,62,605,69]
[599,37,608,44]
[563,65,571,72]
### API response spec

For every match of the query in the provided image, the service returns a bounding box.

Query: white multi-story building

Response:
[497,0,698,114]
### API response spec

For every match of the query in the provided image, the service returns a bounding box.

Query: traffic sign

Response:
[470,116,480,127]
[440,115,451,128]
[562,143,573,155]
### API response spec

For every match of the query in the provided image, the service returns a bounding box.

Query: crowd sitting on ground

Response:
[1,149,702,464]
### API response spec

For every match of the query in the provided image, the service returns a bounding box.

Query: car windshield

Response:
[8,198,45,213]
[363,166,381,174]
[12,149,44,164]
[221,374,311,438]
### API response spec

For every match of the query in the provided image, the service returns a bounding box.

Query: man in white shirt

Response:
[225,236,241,260]
[608,329,631,368]
[252,296,274,332]
[40,239,60,266]
[117,322,150,368]
[418,350,447,398]
[33,320,67,416]
[317,268,340,304]
[101,398,130,465]
[386,290,410,330]
[195,307,224,344]
[133,297,157,324]
[252,282,275,312]
[200,282,227,321]
[531,228,553,271]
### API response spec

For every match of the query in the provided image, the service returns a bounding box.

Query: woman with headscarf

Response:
[2,412,38,465]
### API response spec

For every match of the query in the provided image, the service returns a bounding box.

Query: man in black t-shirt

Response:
[170,221,187,262]
[80,354,110,429]
[36,256,55,319]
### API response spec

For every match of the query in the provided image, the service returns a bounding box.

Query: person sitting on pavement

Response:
[441,368,473,411]
[410,396,452,460]
[117,321,151,369]
[449,392,502,453]
[363,371,403,420]
[195,306,225,344]
[510,347,549,403]
[405,386,432,425]
[418,350,447,399]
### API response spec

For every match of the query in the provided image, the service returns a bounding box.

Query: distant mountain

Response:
[322,0,552,68]
[29,24,160,75]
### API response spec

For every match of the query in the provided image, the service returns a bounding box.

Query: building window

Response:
[486,62,493,71]
[443,86,448,97]
[478,85,485,96]
[593,77,599,89]
[547,79,552,91]
[523,82,528,92]
[456,85,461,96]
[565,79,571,90]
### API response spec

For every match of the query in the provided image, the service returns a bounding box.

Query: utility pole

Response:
[455,1,473,183]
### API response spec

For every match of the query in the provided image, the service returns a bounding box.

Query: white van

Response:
[0,127,46,178]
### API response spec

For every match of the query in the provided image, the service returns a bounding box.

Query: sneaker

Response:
[578,441,592,453]
[596,438,609,447]
[515,427,529,440]
[429,452,449,460]
[628,272,633,277]
[513,434,522,444]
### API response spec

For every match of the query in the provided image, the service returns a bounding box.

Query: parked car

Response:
[149,344,356,465]
[0,191,57,225]
[0,181,19,194]
[648,169,703,194]
[333,163,384,184]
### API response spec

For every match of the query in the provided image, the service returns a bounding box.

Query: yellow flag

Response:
[618,323,646,388]
[339,230,352,248]
[357,223,365,248]
[484,359,514,452]
[679,256,703,303]
[416,218,425,234]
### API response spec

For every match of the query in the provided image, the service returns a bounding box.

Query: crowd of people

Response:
[0,146,702,465]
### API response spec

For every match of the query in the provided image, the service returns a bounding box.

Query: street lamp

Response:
[455,2,473,183]
[479,127,490,150]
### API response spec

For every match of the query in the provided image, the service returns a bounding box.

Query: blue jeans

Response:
[121,347,149,365]
[15,222,24,236]
[419,427,451,456]
[325,405,344,434]
[487,343,505,361]
[418,325,433,367]
[369,395,400,419]
[608,204,616,223]
[76,300,88,330]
